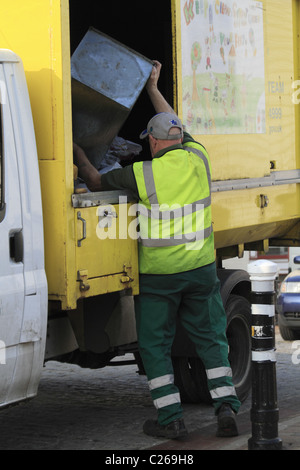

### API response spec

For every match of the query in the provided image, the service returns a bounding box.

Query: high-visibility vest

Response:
[133,141,215,274]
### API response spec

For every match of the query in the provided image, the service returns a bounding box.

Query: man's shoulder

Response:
[183,131,207,153]
[182,131,195,144]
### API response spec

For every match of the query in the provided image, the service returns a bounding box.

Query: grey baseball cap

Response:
[140,112,183,140]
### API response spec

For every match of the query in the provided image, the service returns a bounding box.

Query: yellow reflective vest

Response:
[133,140,215,274]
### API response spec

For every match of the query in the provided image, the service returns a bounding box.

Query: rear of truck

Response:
[0,0,299,404]
[174,0,300,257]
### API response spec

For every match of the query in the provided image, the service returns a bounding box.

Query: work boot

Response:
[143,418,188,439]
[216,403,239,437]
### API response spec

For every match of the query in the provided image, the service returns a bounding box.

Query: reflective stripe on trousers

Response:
[148,374,181,410]
[206,366,238,402]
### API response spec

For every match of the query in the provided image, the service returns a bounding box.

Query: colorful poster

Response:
[180,0,265,135]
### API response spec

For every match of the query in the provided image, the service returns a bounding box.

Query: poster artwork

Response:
[181,0,266,135]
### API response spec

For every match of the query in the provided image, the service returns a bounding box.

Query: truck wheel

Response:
[172,356,211,404]
[173,294,252,404]
[226,294,252,403]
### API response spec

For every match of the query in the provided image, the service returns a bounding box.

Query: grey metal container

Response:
[71,27,153,168]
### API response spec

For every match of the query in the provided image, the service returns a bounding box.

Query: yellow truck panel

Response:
[213,184,300,249]
[0,1,71,161]
[0,0,139,309]
[173,0,300,254]
[74,202,139,293]
[293,0,300,168]
[174,0,298,177]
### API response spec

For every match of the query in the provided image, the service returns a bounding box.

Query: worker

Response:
[73,60,241,440]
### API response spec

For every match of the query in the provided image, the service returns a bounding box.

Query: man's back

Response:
[133,142,215,274]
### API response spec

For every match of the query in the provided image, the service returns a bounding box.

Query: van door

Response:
[0,53,47,407]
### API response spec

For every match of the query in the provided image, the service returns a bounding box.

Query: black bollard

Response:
[247,260,282,451]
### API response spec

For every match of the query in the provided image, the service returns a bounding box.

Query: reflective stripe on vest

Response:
[139,224,213,247]
[138,146,212,248]
[143,162,159,205]
[184,146,212,189]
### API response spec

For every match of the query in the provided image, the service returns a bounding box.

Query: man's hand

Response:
[146,60,162,93]
[145,60,176,115]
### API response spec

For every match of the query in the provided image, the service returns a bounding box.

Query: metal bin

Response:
[71,27,153,168]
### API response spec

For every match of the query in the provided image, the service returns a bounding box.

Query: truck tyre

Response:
[173,294,252,404]
[172,356,212,404]
[225,294,252,403]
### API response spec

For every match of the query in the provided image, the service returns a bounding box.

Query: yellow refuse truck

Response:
[0,0,299,407]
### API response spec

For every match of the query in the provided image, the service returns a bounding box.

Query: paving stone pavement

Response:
[0,327,299,451]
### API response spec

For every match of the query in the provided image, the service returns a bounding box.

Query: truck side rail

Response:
[212,169,300,193]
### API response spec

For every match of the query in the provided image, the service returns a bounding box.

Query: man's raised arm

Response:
[73,143,102,192]
[146,60,177,116]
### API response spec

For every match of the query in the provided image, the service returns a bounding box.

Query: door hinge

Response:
[120,265,134,284]
[77,269,90,292]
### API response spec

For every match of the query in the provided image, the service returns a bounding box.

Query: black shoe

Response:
[216,403,239,437]
[143,418,188,439]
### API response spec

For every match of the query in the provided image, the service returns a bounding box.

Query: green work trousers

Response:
[134,262,241,426]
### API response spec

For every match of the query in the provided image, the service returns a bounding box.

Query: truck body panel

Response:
[1,1,298,310]
[0,0,140,310]
[174,0,300,254]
